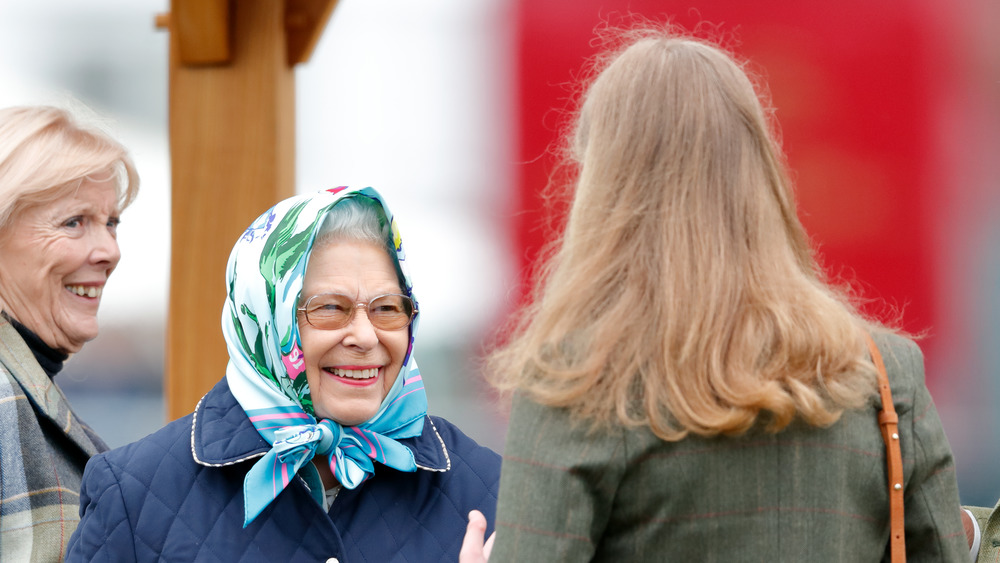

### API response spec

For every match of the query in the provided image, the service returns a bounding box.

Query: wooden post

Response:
[159,0,337,420]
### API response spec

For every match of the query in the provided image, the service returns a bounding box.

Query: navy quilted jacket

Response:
[65,379,501,562]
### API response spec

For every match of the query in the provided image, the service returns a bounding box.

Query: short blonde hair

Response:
[488,30,882,440]
[0,105,139,230]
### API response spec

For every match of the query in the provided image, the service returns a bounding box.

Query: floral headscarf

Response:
[222,186,427,526]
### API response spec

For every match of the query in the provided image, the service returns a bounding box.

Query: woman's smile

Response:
[326,365,382,386]
[65,283,105,299]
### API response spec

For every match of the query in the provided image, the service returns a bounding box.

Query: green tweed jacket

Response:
[966,501,1000,561]
[491,332,968,562]
[0,318,105,561]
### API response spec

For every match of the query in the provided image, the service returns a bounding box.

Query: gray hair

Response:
[313,195,405,288]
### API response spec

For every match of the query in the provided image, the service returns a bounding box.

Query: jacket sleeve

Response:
[886,336,969,561]
[65,453,137,562]
[490,395,625,562]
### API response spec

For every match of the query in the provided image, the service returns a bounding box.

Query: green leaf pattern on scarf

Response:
[224,186,417,421]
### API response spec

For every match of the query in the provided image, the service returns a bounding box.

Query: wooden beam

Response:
[173,0,231,65]
[164,0,296,420]
[285,0,339,65]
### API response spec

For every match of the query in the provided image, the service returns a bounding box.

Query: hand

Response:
[460,510,495,563]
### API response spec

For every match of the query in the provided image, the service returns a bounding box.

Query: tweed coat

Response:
[966,501,999,561]
[0,317,105,561]
[491,332,968,562]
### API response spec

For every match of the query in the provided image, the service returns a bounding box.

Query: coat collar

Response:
[192,377,451,472]
[0,317,104,458]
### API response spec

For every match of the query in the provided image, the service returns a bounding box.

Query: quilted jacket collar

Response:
[191,378,450,471]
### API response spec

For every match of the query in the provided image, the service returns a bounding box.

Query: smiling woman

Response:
[0,178,122,352]
[0,104,139,560]
[298,239,411,427]
[66,187,500,562]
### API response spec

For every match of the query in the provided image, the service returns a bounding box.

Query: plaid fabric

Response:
[492,332,969,562]
[0,318,105,561]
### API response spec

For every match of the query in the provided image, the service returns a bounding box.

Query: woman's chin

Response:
[319,409,376,427]
[53,324,100,354]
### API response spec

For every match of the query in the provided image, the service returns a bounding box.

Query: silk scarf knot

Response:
[273,422,337,464]
[241,407,422,526]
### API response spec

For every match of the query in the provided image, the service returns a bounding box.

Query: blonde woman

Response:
[463,29,967,562]
[0,105,139,560]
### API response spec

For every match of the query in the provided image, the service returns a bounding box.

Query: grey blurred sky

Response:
[0,0,517,450]
[0,0,516,347]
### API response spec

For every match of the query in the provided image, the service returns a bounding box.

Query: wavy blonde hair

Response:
[0,105,139,230]
[488,29,884,440]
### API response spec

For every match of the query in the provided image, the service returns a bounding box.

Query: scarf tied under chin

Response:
[241,406,422,527]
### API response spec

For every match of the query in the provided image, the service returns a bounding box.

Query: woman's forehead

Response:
[302,239,401,294]
[28,177,120,218]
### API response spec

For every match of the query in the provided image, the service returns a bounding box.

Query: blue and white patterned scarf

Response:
[222,186,427,526]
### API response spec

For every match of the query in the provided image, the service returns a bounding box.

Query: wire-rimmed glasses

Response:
[297,293,417,331]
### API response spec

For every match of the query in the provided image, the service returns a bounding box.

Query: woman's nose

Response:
[90,226,121,273]
[342,307,379,349]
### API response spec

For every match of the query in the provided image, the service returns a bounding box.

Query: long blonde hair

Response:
[488,30,882,440]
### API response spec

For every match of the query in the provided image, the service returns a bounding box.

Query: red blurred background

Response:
[512,0,1000,504]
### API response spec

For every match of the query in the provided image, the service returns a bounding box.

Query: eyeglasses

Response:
[297,293,417,331]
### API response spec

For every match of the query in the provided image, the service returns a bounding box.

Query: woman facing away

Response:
[67,187,500,562]
[462,28,968,562]
[0,105,139,561]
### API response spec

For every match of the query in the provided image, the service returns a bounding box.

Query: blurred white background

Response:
[0,0,516,451]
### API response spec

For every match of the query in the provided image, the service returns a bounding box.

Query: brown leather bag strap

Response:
[865,333,906,562]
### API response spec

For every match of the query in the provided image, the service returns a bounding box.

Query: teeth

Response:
[66,285,102,298]
[331,368,378,380]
